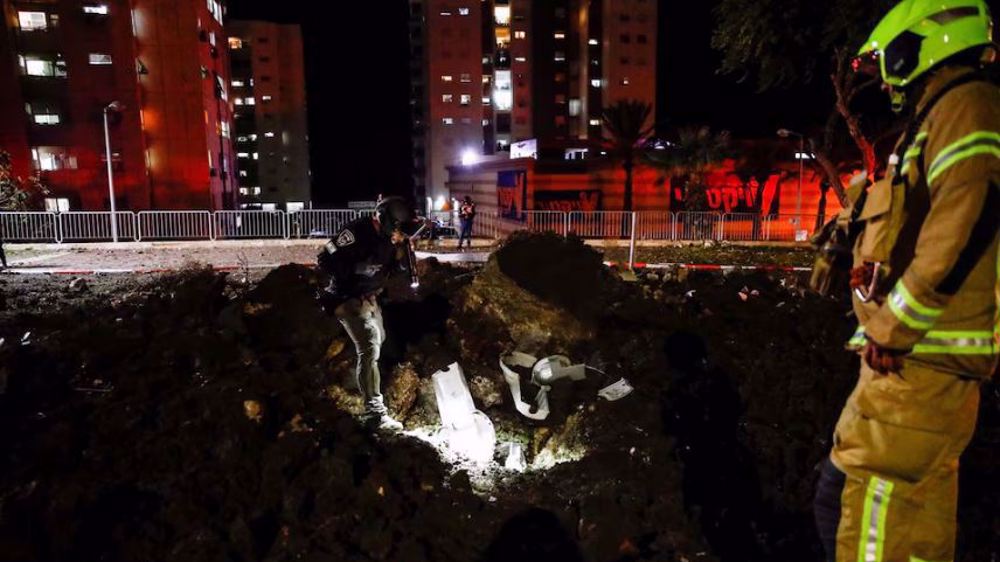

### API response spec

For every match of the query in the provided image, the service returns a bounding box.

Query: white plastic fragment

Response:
[432,363,496,463]
[499,352,551,420]
[597,378,634,401]
[502,442,527,472]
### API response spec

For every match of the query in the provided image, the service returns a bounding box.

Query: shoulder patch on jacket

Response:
[336,229,356,247]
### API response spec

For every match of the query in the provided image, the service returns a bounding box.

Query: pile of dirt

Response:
[0,236,997,561]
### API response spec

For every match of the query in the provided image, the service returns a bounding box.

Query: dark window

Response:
[637,34,648,44]
[620,57,630,65]
[259,56,270,63]
[620,34,630,44]
[620,13,630,22]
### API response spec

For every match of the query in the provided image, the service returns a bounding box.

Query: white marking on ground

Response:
[9,252,72,265]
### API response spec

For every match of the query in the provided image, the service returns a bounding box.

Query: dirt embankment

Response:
[0,235,996,561]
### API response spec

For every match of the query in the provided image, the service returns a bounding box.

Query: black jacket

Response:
[317,218,402,299]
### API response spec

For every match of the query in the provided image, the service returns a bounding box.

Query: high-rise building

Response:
[408,0,657,210]
[0,0,237,210]
[227,21,311,211]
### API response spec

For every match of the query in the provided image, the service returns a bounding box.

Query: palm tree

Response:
[646,126,731,212]
[601,100,654,212]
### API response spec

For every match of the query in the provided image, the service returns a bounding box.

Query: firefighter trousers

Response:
[815,360,981,562]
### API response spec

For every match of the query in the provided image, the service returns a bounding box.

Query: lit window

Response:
[569,99,581,116]
[34,113,60,125]
[252,152,259,160]
[441,75,453,82]
[493,70,512,111]
[621,77,631,85]
[589,119,601,126]
[261,95,272,102]
[234,97,244,105]
[18,11,48,30]
[482,96,491,104]
[239,187,249,195]
[458,7,470,15]
[442,94,454,103]
[221,121,230,138]
[460,94,471,105]
[45,198,71,212]
[83,5,110,15]
[89,53,113,65]
[494,6,510,25]
[482,75,491,84]
[239,170,248,177]
[440,9,452,16]
[237,152,250,158]
[590,79,602,88]
[32,147,77,171]
[514,56,527,63]
[208,31,216,47]
[460,73,471,82]
[264,131,275,138]
[245,97,255,105]
[248,134,258,141]
[514,31,526,39]
[588,38,599,46]
[554,32,565,39]
[482,119,490,126]
[442,117,454,125]
[21,56,65,77]
[231,79,244,87]
[554,52,565,62]
[228,37,243,49]
[252,187,262,195]
[207,0,223,24]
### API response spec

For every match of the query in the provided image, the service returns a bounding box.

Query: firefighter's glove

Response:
[849,263,875,291]
[863,337,908,375]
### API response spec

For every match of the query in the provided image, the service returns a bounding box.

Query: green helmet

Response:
[858,0,994,87]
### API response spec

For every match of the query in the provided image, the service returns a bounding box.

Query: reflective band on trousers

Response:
[849,327,997,355]
[858,477,894,562]
[927,131,1000,184]
[887,281,943,331]
[909,557,950,562]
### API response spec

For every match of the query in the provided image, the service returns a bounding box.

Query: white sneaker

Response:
[363,411,403,432]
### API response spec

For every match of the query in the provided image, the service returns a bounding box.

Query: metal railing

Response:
[569,211,632,239]
[214,210,287,239]
[59,211,139,242]
[289,210,356,239]
[137,211,213,241]
[0,209,819,244]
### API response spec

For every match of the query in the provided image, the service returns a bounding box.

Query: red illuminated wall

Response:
[446,154,849,220]
[0,0,236,210]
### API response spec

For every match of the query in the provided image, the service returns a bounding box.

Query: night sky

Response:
[226,0,831,205]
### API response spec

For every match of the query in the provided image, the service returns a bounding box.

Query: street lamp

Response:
[103,101,123,242]
[777,128,805,235]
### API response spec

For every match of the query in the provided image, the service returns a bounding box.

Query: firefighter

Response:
[813,2,999,561]
[317,196,419,431]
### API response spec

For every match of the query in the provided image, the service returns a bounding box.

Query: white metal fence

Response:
[0,209,817,243]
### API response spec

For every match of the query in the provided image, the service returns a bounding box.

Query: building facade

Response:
[0,0,237,210]
[227,20,310,211]
[409,0,657,211]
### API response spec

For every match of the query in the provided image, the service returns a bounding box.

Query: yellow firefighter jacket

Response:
[849,65,1000,379]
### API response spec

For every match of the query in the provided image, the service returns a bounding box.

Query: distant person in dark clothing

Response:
[0,234,7,270]
[457,196,476,249]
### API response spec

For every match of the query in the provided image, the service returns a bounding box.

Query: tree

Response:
[0,150,47,211]
[601,100,654,212]
[712,0,896,205]
[646,126,732,212]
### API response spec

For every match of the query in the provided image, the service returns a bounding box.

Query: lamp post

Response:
[103,101,123,242]
[777,128,805,234]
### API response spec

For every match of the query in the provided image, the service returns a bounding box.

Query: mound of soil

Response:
[0,239,996,562]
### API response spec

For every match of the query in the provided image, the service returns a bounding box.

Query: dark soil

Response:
[0,236,996,562]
